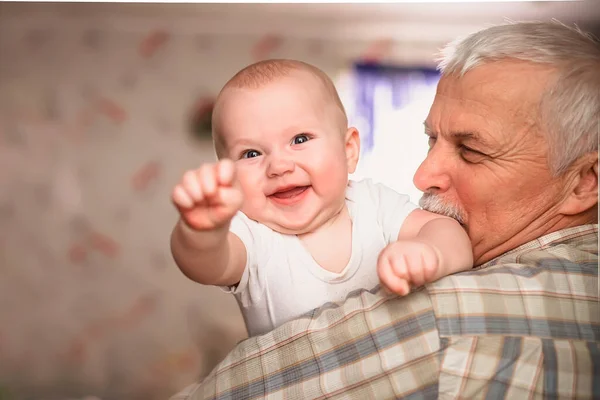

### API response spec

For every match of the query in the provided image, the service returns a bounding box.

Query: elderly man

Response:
[172,21,599,399]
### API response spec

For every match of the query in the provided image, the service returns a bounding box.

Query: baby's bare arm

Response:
[400,209,473,279]
[170,220,246,286]
[170,159,246,287]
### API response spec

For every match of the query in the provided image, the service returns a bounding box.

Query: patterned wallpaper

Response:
[0,10,404,400]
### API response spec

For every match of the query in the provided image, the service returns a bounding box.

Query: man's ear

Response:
[345,127,360,174]
[559,151,598,215]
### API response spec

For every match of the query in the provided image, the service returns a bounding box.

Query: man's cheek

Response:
[455,176,487,204]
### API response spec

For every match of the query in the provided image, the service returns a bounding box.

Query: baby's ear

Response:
[345,127,360,173]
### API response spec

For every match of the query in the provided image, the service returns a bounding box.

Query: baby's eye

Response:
[241,150,261,159]
[292,134,310,145]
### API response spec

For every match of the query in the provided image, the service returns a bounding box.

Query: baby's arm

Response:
[401,209,472,276]
[170,159,246,287]
[377,209,473,295]
[171,220,246,286]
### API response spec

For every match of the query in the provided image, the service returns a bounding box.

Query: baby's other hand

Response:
[171,159,243,231]
[377,240,441,296]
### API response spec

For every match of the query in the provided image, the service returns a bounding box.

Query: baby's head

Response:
[211,59,360,235]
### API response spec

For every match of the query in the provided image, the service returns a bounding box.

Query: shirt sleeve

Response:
[219,212,270,306]
[355,179,419,243]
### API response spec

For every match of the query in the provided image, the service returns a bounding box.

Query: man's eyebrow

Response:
[423,122,493,147]
[423,121,432,135]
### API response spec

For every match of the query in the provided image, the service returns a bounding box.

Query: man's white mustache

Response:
[419,193,466,225]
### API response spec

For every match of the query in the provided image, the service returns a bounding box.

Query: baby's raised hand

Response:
[171,159,243,231]
[377,240,441,296]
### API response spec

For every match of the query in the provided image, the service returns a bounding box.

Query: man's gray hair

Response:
[437,21,600,175]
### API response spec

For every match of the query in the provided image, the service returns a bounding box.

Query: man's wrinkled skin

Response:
[415,60,598,265]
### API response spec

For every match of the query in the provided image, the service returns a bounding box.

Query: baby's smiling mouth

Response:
[269,185,310,200]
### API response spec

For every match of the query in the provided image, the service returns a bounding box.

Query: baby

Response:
[170,59,473,337]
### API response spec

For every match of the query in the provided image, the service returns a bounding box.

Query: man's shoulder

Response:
[432,224,597,286]
[488,224,598,266]
[427,225,599,342]
[437,335,599,399]
[170,287,443,400]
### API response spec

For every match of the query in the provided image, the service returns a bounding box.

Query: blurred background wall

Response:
[0,2,598,399]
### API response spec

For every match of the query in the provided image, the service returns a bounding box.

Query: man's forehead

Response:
[424,97,504,145]
[427,61,552,142]
[437,60,554,104]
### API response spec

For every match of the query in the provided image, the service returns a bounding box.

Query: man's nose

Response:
[413,146,452,194]
[267,155,295,177]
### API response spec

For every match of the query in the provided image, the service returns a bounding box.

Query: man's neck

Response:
[475,209,598,266]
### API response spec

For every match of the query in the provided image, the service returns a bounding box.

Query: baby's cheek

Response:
[320,170,345,187]
[237,174,266,219]
[239,193,266,223]
[319,151,350,183]
[237,169,261,194]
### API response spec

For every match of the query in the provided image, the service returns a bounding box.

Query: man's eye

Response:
[427,136,436,148]
[459,145,485,162]
[292,134,310,145]
[241,150,261,159]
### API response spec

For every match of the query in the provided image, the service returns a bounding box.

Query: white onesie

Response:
[224,178,418,337]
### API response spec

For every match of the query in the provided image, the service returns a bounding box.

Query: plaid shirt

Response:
[172,225,599,399]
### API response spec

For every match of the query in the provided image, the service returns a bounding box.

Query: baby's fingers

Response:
[218,186,243,210]
[198,164,218,197]
[182,170,203,203]
[172,185,194,209]
[217,159,236,187]
[378,262,411,296]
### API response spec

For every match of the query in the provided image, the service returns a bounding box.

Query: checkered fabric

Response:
[171,225,599,399]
